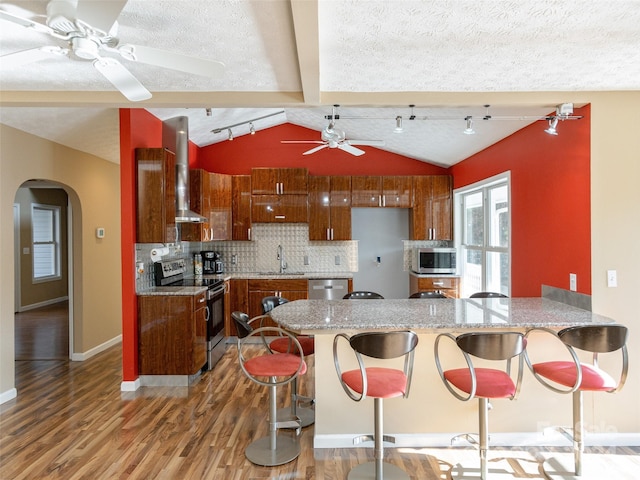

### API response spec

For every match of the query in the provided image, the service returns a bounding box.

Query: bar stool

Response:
[469,292,508,298]
[524,325,629,479]
[434,331,525,480]
[343,291,384,299]
[231,311,306,466]
[333,330,419,480]
[408,291,446,298]
[261,295,315,428]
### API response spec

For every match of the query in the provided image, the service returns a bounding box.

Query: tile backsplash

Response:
[135,223,450,292]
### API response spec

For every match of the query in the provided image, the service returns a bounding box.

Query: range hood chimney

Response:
[162,116,206,223]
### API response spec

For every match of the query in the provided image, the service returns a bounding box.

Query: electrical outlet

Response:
[304,255,309,265]
[569,273,577,291]
[607,270,617,288]
[335,255,341,265]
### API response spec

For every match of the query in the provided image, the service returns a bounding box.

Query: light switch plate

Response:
[96,227,105,238]
[569,273,577,291]
[607,270,617,288]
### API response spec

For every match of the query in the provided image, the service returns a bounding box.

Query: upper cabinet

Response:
[351,176,412,208]
[136,148,177,244]
[308,176,352,241]
[232,175,252,241]
[251,167,308,195]
[251,195,308,223]
[411,175,453,240]
[182,170,231,242]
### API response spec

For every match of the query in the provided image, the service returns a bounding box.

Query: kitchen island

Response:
[270,298,618,448]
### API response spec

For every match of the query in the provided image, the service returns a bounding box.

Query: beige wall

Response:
[1,125,122,400]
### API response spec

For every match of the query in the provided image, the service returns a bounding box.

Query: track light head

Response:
[394,116,403,133]
[464,116,475,135]
[545,117,559,135]
[249,122,256,135]
[227,128,233,141]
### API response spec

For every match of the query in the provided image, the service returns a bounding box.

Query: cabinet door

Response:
[410,176,430,240]
[430,175,453,240]
[383,176,412,208]
[351,176,382,207]
[279,168,308,194]
[330,176,352,240]
[251,168,279,194]
[228,279,248,336]
[193,300,208,374]
[232,175,252,240]
[136,148,177,243]
[409,275,460,298]
[308,176,331,240]
[210,173,231,240]
[181,169,208,242]
[251,195,308,223]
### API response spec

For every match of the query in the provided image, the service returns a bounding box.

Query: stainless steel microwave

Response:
[412,247,457,274]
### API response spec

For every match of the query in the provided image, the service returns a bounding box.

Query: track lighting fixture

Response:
[545,117,559,135]
[464,116,475,135]
[394,116,403,133]
[211,110,285,137]
[205,108,212,117]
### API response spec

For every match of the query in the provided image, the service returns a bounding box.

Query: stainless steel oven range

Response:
[154,259,226,371]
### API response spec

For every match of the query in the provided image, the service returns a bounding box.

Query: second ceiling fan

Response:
[282,106,384,156]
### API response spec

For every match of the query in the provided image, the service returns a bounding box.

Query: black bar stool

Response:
[524,325,628,479]
[408,291,446,298]
[343,291,384,299]
[231,311,306,466]
[333,330,419,479]
[261,295,315,428]
[469,292,508,298]
[434,331,525,480]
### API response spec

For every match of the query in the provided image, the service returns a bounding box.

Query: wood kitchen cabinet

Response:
[135,148,177,243]
[308,176,352,240]
[251,194,308,223]
[138,292,207,375]
[411,175,453,240]
[409,274,460,298]
[182,170,231,241]
[232,175,252,240]
[248,278,308,330]
[351,175,412,208]
[251,167,308,195]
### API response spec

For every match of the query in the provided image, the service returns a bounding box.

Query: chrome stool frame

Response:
[334,330,419,480]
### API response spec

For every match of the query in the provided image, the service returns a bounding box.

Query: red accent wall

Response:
[196,123,448,175]
[450,105,591,296]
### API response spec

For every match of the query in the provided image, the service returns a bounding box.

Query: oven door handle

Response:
[208,284,226,299]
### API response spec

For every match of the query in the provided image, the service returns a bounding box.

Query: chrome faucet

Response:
[277,244,287,273]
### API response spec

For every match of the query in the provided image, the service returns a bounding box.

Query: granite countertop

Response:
[269,298,617,333]
[138,286,209,296]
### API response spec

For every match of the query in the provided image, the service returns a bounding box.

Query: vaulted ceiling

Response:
[1,1,639,165]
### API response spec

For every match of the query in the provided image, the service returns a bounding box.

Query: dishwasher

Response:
[308,278,349,300]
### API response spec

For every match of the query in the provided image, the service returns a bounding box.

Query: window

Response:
[32,204,61,281]
[455,173,510,297]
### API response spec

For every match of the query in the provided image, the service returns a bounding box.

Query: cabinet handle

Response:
[248,228,251,240]
[326,228,331,240]
[205,306,210,321]
[382,195,386,207]
[210,228,214,240]
[330,228,334,240]
[275,215,285,219]
[433,281,444,286]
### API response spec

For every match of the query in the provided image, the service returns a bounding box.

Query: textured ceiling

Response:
[1,1,639,165]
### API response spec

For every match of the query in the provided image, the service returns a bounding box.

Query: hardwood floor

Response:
[2,309,639,479]
[14,301,69,360]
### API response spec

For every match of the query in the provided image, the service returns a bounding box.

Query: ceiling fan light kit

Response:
[0,0,225,101]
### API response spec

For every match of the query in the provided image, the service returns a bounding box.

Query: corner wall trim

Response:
[0,388,18,406]
[121,378,141,392]
[70,335,122,361]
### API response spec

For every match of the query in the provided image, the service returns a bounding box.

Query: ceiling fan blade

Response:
[0,9,54,34]
[303,144,329,155]
[76,0,127,34]
[118,44,224,77]
[347,140,385,146]
[0,46,65,68]
[281,140,324,144]
[338,144,365,156]
[93,57,151,102]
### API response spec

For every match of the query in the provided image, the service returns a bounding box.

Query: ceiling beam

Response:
[290,0,320,105]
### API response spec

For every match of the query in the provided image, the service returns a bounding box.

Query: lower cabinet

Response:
[138,293,207,375]
[409,275,460,298]
[248,278,308,331]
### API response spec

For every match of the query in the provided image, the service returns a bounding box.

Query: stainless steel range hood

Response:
[162,116,206,223]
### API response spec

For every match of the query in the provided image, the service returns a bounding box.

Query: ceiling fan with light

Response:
[0,0,224,101]
[282,105,384,156]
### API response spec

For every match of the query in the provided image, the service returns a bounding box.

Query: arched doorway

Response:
[13,180,73,360]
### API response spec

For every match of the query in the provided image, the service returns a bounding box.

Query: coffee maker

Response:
[201,251,224,274]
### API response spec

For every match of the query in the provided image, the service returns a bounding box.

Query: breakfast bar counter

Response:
[270,298,618,448]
